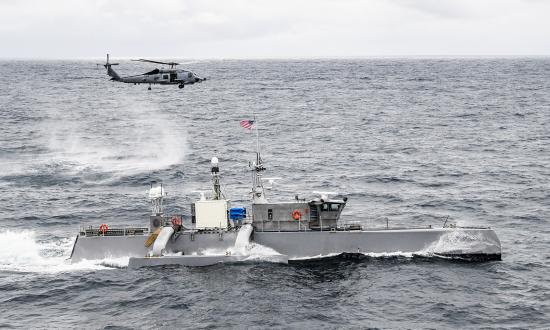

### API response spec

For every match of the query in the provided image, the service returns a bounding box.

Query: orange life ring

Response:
[292,210,302,220]
[99,224,108,234]
[171,216,182,226]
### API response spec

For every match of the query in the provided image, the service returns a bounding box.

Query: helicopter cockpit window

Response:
[145,69,160,75]
[188,72,193,78]
[330,203,340,211]
[163,74,168,79]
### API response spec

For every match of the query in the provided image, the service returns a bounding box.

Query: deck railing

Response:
[79,226,150,237]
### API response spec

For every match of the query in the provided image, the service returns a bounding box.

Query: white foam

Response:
[230,224,286,262]
[233,224,253,255]
[290,253,341,261]
[239,243,285,262]
[0,230,128,273]
[194,225,287,263]
[419,230,487,255]
[289,251,415,261]
[359,251,415,258]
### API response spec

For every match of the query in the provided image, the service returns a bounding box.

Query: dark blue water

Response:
[0,59,549,328]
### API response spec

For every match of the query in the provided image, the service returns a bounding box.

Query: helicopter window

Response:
[163,74,168,79]
[322,203,329,211]
[188,72,193,78]
[330,204,340,211]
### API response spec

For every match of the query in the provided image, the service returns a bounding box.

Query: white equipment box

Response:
[194,199,229,229]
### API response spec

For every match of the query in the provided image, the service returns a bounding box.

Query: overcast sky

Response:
[1,0,549,59]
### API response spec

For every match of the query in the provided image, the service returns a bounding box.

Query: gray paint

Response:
[251,199,346,231]
[253,228,501,258]
[70,235,149,261]
[71,226,501,263]
[128,254,289,268]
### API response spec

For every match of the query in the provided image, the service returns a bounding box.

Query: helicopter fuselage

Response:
[119,69,204,85]
[102,54,205,89]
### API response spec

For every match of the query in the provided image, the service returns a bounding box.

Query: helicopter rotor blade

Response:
[132,59,180,67]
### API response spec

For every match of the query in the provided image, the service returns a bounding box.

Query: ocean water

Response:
[0,58,549,328]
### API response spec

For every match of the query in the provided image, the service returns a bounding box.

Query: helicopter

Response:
[102,54,206,90]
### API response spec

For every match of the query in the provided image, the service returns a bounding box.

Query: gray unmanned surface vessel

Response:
[70,147,502,267]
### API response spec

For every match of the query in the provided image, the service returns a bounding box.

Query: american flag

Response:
[240,119,255,130]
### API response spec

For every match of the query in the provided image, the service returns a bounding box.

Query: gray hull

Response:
[255,228,501,259]
[128,254,289,268]
[70,227,501,263]
[70,234,149,261]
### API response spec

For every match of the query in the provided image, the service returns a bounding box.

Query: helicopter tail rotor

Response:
[104,53,119,68]
[102,53,121,81]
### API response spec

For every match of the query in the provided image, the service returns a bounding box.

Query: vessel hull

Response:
[128,254,289,268]
[71,227,501,263]
[254,228,501,260]
[70,235,149,262]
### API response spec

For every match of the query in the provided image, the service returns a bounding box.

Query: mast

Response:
[211,157,223,200]
[251,114,267,204]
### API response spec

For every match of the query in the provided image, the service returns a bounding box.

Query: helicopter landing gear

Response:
[148,84,151,90]
[178,84,185,89]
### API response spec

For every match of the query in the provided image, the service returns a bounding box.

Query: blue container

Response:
[229,207,246,220]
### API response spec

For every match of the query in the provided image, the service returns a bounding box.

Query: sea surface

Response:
[0,58,549,329]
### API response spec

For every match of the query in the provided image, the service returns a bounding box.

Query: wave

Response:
[194,243,285,264]
[0,230,128,273]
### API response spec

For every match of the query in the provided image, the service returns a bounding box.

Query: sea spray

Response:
[37,97,188,181]
[419,229,498,256]
[0,230,128,272]
[194,224,286,263]
[233,223,253,254]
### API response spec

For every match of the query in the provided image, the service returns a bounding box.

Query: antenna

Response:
[249,112,267,203]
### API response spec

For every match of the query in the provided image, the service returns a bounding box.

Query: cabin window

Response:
[268,209,273,221]
[163,74,169,79]
[188,72,193,78]
[322,203,340,211]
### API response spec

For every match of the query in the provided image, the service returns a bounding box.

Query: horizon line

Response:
[1,54,550,61]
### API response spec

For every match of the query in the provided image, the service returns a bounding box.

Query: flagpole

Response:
[253,112,260,157]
